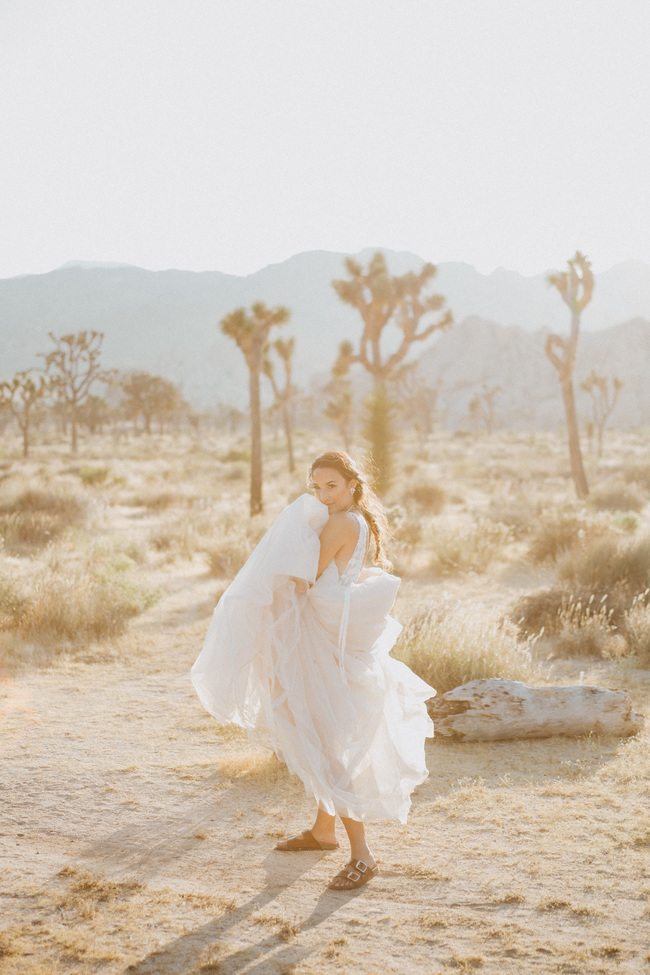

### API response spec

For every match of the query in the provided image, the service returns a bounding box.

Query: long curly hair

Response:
[309,451,392,568]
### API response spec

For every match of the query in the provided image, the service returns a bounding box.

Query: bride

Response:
[191,451,435,890]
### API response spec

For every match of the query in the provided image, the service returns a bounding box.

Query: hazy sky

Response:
[3,0,649,279]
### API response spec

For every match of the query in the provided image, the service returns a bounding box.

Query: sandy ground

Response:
[2,558,650,975]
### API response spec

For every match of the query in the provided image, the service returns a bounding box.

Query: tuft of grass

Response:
[76,465,110,486]
[207,538,250,577]
[558,534,650,595]
[393,603,536,694]
[0,487,87,551]
[526,510,613,563]
[429,519,511,576]
[0,553,159,648]
[589,478,647,513]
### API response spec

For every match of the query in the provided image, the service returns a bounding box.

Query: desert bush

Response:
[526,511,608,563]
[128,490,182,510]
[207,538,250,577]
[403,482,446,514]
[558,535,650,595]
[393,603,536,694]
[512,587,628,640]
[76,465,110,486]
[0,487,87,551]
[487,498,538,539]
[623,596,650,663]
[623,460,650,492]
[0,556,159,645]
[589,479,647,513]
[429,519,511,575]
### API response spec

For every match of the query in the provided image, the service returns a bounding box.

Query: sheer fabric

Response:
[191,493,435,823]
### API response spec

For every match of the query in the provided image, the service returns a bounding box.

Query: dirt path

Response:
[2,567,650,974]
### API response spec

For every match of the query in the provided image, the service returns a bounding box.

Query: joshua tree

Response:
[221,302,290,515]
[120,371,184,434]
[263,337,296,473]
[40,331,113,453]
[468,384,501,434]
[332,251,452,384]
[580,371,623,458]
[332,252,452,488]
[545,252,594,498]
[0,371,48,457]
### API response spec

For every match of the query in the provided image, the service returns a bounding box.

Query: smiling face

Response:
[311,466,356,513]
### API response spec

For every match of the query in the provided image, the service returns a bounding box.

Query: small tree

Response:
[263,337,296,472]
[77,394,113,435]
[0,371,48,457]
[580,371,623,458]
[468,384,501,434]
[40,331,113,453]
[221,302,290,516]
[546,252,593,499]
[120,371,183,434]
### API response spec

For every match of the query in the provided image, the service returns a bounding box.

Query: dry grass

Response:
[429,519,512,576]
[394,601,537,694]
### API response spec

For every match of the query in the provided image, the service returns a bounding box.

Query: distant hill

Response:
[2,249,650,417]
[419,316,650,429]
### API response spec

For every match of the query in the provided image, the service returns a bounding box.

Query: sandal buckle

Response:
[347,870,361,882]
[354,860,368,873]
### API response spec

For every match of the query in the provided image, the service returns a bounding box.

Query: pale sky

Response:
[2,0,649,280]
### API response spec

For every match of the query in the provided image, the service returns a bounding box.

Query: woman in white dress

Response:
[191,451,435,890]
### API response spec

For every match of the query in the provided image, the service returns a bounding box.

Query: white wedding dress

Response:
[191,494,435,823]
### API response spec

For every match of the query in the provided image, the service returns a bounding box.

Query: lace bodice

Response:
[338,512,368,585]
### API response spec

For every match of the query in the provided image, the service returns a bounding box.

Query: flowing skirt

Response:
[191,494,435,824]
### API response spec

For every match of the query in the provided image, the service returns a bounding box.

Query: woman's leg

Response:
[328,816,377,889]
[310,807,337,845]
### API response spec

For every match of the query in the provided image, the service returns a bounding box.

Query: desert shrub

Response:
[150,518,206,559]
[393,603,536,694]
[128,490,181,510]
[403,482,446,514]
[0,557,159,644]
[76,465,110,486]
[487,498,537,539]
[2,487,86,521]
[623,461,650,493]
[623,596,650,663]
[207,539,250,577]
[220,448,251,463]
[613,512,639,532]
[395,517,424,553]
[0,579,27,629]
[512,587,628,640]
[526,511,609,563]
[429,519,511,575]
[0,487,87,551]
[589,479,647,513]
[558,535,650,595]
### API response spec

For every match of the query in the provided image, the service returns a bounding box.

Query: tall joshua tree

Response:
[332,251,452,489]
[221,302,290,515]
[546,252,593,498]
[40,331,113,453]
[263,337,296,473]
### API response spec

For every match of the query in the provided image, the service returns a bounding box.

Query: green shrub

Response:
[77,465,110,486]
[393,603,536,695]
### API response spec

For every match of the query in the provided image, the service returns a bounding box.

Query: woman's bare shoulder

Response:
[321,511,359,539]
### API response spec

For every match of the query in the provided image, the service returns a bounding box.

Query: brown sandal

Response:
[275,829,340,852]
[327,859,379,890]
